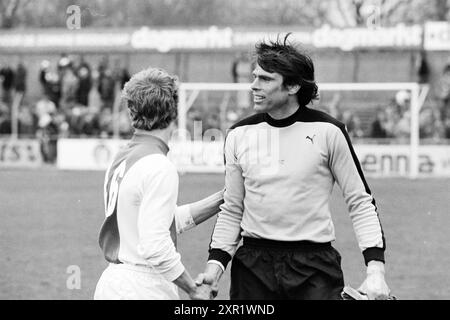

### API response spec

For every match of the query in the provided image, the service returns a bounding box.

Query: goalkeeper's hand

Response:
[358,261,391,300]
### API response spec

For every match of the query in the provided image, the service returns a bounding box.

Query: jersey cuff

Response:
[208,249,232,270]
[363,247,385,266]
[207,260,225,272]
[161,262,185,282]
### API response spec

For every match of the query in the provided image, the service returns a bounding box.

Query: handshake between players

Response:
[191,274,219,300]
[95,33,392,300]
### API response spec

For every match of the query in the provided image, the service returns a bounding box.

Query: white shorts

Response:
[94,263,179,300]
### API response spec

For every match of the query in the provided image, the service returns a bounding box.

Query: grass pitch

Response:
[0,168,449,300]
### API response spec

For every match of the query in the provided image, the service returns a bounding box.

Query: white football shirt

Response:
[99,130,189,282]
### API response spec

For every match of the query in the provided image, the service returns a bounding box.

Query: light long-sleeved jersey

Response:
[209,106,385,269]
[99,130,193,282]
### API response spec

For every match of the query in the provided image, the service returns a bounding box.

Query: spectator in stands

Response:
[231,52,253,83]
[370,108,388,138]
[383,102,401,138]
[39,60,50,91]
[395,90,410,115]
[419,107,445,140]
[66,106,85,136]
[36,119,59,163]
[57,53,70,75]
[437,63,450,120]
[112,58,131,90]
[35,94,57,129]
[59,58,79,112]
[88,66,102,110]
[18,105,37,137]
[432,111,446,141]
[39,60,61,108]
[98,107,113,137]
[417,50,430,85]
[444,111,450,139]
[0,63,15,107]
[79,106,101,137]
[232,52,253,110]
[35,98,60,163]
[15,61,27,96]
[75,55,92,107]
[341,110,364,138]
[97,58,116,110]
[394,110,411,140]
[54,112,70,138]
[0,101,11,134]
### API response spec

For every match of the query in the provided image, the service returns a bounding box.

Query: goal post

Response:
[178,82,251,140]
[177,82,430,179]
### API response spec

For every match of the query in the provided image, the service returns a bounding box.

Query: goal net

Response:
[172,82,433,178]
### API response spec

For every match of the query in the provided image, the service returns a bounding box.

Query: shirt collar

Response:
[132,129,170,154]
[263,105,304,128]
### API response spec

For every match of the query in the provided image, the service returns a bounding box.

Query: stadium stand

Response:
[0,52,449,164]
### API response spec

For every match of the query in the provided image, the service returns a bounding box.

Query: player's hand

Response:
[195,273,218,298]
[189,283,215,300]
[358,261,391,300]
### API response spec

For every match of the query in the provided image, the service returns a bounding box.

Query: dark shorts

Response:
[230,237,345,300]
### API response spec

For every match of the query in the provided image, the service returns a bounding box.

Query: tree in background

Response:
[329,0,450,27]
[0,0,449,29]
[0,0,30,28]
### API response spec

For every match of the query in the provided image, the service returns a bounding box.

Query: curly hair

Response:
[254,33,319,106]
[122,67,178,131]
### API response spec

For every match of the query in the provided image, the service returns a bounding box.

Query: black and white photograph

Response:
[0,0,449,307]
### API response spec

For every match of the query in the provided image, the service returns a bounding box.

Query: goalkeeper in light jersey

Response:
[94,67,223,300]
[197,34,391,300]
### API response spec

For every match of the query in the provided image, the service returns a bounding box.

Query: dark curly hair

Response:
[254,33,319,106]
[122,67,178,131]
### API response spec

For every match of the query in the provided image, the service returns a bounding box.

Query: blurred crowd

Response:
[370,88,450,141]
[1,54,450,163]
[0,54,132,162]
[370,61,450,141]
[322,82,450,142]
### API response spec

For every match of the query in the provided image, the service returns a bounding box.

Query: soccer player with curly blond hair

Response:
[95,67,222,300]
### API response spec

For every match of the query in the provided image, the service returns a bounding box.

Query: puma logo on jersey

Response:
[306,135,316,144]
